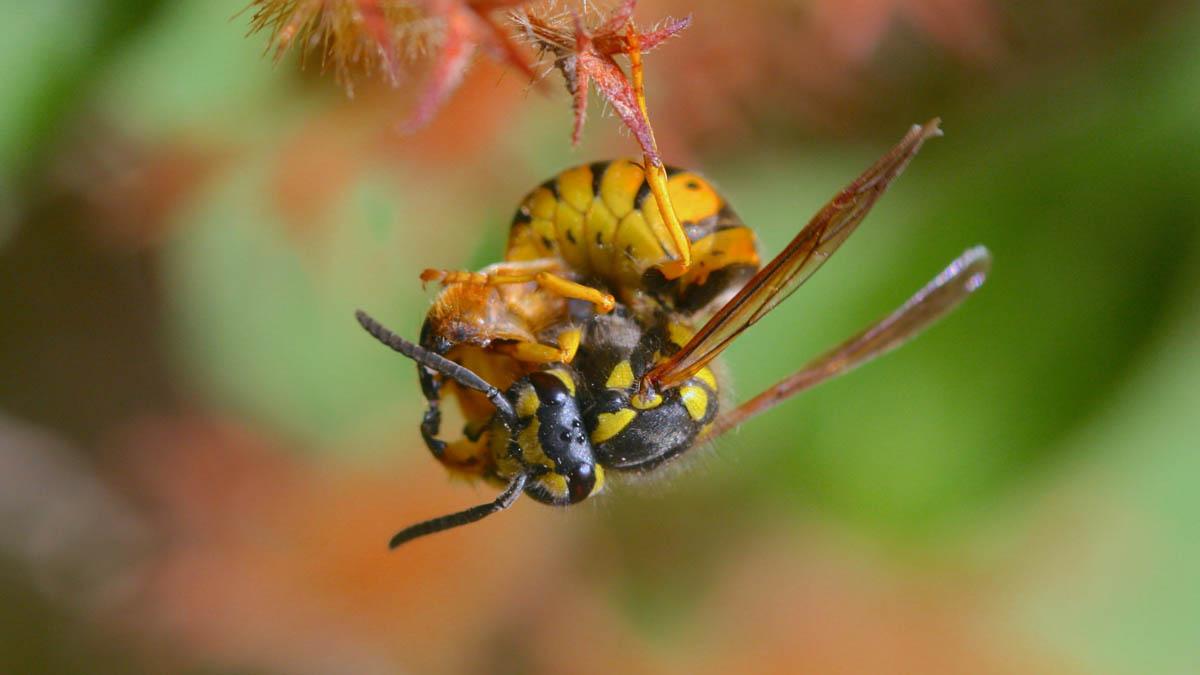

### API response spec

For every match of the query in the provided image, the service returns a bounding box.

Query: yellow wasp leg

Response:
[421,266,614,312]
[646,166,691,280]
[530,272,615,313]
[627,24,691,281]
[491,326,581,365]
[556,327,581,363]
[492,341,562,363]
[420,259,561,287]
[420,269,488,286]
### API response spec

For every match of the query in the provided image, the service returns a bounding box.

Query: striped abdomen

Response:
[505,160,760,313]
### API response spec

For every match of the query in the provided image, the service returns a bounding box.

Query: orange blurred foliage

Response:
[102,412,1067,674]
[113,413,564,673]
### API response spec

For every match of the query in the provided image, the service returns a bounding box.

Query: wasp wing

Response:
[706,246,991,438]
[642,119,944,391]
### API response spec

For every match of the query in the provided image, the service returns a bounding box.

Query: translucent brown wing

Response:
[706,246,991,438]
[642,119,944,392]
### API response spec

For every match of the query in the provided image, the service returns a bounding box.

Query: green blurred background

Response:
[2,1,1198,673]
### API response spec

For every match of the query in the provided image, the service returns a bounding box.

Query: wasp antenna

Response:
[355,309,518,429]
[389,474,528,549]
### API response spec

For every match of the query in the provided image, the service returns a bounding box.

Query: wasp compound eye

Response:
[566,463,596,503]
[529,371,572,406]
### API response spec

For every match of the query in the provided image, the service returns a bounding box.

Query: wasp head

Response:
[504,369,605,506]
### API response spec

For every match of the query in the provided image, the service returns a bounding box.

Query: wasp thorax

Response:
[506,369,605,505]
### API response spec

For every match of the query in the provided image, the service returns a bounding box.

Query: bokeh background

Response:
[3,1,1199,673]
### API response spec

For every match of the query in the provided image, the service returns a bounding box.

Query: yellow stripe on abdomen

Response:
[585,196,620,278]
[598,160,644,218]
[556,164,595,213]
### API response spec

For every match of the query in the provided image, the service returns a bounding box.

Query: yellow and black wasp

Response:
[356,119,992,548]
[401,148,762,488]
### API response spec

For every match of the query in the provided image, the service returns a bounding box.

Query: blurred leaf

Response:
[989,232,1200,674]
[95,0,296,140]
[0,2,105,180]
[162,154,432,450]
[0,1,175,184]
[988,10,1200,671]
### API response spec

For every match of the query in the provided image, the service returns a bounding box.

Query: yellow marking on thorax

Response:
[667,322,695,347]
[605,360,634,389]
[679,385,709,421]
[591,409,636,444]
[631,391,663,410]
[545,368,576,395]
[696,366,718,391]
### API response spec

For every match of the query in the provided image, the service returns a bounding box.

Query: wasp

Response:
[357,120,991,548]
[410,151,765,481]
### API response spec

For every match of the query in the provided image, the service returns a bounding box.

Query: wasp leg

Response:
[492,327,583,365]
[530,273,615,313]
[420,258,561,286]
[556,327,581,363]
[420,399,447,458]
[646,163,691,281]
[626,23,691,281]
[414,320,485,468]
[356,309,509,477]
[416,347,450,462]
[418,390,493,476]
[420,266,615,313]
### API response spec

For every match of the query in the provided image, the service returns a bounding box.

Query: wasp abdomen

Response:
[505,160,761,310]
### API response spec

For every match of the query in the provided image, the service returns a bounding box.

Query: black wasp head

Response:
[509,370,605,505]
